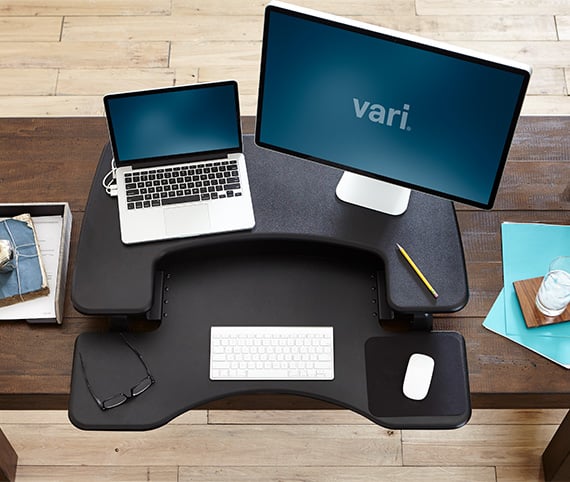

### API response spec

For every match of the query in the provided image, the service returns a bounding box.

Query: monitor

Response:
[255,1,532,215]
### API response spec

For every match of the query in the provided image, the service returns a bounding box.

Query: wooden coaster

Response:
[513,276,570,328]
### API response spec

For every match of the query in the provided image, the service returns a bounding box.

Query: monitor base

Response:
[336,171,411,215]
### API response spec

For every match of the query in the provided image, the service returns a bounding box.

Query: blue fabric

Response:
[0,218,45,302]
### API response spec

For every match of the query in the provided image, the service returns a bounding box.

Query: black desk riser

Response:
[70,135,471,430]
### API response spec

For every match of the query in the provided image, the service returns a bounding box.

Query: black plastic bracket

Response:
[108,316,130,332]
[146,270,165,322]
[390,312,433,332]
[410,312,433,331]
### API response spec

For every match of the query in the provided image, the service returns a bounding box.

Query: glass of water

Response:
[535,256,570,317]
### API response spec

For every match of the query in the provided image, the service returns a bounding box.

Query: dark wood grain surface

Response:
[0,116,568,410]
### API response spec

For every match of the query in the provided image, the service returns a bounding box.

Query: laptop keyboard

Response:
[124,158,243,210]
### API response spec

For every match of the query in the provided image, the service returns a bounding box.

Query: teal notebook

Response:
[483,222,570,368]
[0,215,49,307]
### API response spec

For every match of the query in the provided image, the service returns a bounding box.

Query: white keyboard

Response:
[209,326,334,380]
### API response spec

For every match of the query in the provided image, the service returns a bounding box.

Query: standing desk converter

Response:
[70,135,471,431]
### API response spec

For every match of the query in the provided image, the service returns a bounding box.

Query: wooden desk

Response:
[0,116,568,481]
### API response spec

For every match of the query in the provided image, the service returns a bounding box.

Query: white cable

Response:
[102,157,118,197]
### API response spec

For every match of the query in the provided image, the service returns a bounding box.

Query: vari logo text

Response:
[353,98,411,131]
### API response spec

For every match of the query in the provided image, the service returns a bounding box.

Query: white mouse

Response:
[402,353,435,401]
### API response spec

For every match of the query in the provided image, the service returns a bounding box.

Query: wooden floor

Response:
[1,1,569,481]
[1,0,569,117]
[0,408,567,482]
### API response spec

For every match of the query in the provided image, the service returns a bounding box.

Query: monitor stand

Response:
[335,171,411,215]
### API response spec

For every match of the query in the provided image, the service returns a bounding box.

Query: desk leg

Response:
[543,410,570,482]
[0,428,17,481]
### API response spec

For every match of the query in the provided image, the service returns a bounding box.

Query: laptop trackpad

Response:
[164,204,210,236]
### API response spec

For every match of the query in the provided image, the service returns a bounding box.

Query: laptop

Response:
[104,80,256,244]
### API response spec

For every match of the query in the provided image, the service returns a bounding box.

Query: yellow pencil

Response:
[396,243,439,299]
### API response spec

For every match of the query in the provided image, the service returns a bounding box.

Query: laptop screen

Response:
[104,81,242,165]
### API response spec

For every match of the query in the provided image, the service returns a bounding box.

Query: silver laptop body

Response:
[104,81,255,244]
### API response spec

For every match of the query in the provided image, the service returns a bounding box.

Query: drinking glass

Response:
[535,256,570,317]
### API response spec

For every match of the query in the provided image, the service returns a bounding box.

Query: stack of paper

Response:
[483,222,570,368]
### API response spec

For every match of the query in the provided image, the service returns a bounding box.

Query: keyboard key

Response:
[162,194,200,205]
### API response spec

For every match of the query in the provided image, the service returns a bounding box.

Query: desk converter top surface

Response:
[72,135,468,317]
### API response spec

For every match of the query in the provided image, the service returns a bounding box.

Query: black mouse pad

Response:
[365,332,471,428]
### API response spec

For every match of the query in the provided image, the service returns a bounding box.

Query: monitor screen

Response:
[255,1,531,213]
[104,81,242,165]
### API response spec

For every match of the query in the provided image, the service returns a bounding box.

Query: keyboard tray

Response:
[69,240,470,431]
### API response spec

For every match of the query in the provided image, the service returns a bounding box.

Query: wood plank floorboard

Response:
[0,409,566,480]
[0,0,568,480]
